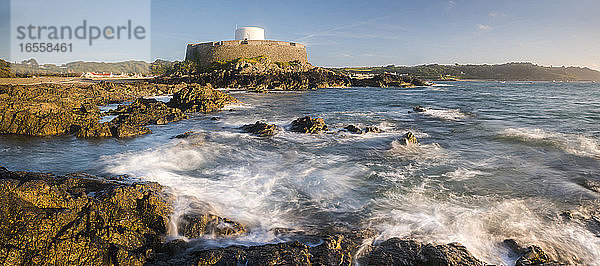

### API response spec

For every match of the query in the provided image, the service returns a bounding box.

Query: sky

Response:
[1,0,599,69]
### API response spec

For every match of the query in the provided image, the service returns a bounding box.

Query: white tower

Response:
[235,26,265,40]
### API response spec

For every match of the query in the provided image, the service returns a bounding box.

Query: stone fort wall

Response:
[185,40,308,67]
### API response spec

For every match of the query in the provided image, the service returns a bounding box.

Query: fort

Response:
[185,26,308,67]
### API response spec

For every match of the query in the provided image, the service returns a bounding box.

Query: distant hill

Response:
[4,59,153,77]
[332,63,600,81]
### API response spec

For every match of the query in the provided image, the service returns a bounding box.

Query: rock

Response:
[413,106,427,112]
[241,121,278,137]
[503,239,559,266]
[400,131,418,145]
[581,179,600,193]
[112,123,151,138]
[358,238,485,266]
[182,241,312,265]
[0,82,186,137]
[350,73,428,88]
[168,84,239,113]
[0,168,172,265]
[177,213,246,238]
[344,125,363,134]
[173,131,197,139]
[109,98,188,126]
[516,245,557,266]
[75,121,113,138]
[364,126,381,133]
[290,116,328,133]
[211,116,220,120]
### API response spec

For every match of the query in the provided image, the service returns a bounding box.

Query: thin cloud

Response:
[477,24,492,31]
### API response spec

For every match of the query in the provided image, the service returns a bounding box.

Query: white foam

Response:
[443,167,490,181]
[371,195,600,265]
[500,128,600,159]
[419,108,470,121]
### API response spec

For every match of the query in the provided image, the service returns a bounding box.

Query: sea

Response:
[1,81,599,265]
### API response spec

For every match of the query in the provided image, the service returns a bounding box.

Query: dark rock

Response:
[241,121,278,137]
[344,125,363,134]
[177,213,246,238]
[400,131,418,145]
[184,241,312,265]
[413,106,427,112]
[75,121,113,138]
[173,131,197,139]
[168,84,239,113]
[290,116,328,133]
[364,126,381,133]
[211,116,220,120]
[358,238,485,266]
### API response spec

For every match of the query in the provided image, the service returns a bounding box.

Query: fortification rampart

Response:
[185,40,308,67]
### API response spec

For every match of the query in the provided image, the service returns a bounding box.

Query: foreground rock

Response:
[0,167,172,265]
[290,116,328,133]
[343,125,381,134]
[241,121,278,137]
[168,84,239,113]
[358,238,485,266]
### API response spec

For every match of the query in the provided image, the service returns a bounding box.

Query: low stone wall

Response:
[186,40,308,67]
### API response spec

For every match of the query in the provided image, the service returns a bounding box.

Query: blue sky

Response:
[1,0,599,69]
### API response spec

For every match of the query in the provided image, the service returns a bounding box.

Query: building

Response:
[185,26,308,67]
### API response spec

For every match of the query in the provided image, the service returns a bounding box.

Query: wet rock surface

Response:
[344,124,363,134]
[290,116,329,133]
[359,238,486,266]
[168,84,239,113]
[177,213,246,238]
[503,239,559,266]
[241,121,278,137]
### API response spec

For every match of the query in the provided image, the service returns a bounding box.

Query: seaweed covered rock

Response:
[241,121,278,137]
[168,84,239,113]
[350,73,428,88]
[290,116,328,133]
[358,238,485,266]
[0,167,172,265]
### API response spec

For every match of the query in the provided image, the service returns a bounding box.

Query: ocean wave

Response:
[431,83,455,87]
[443,167,490,181]
[387,139,450,162]
[416,108,470,121]
[499,128,600,159]
[370,195,600,265]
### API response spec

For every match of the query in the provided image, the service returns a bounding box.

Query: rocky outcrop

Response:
[358,238,485,266]
[158,57,352,91]
[400,131,419,145]
[0,167,172,265]
[0,82,186,137]
[109,98,187,126]
[290,116,328,133]
[364,126,381,133]
[351,73,429,88]
[241,121,278,137]
[413,106,427,113]
[168,84,239,113]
